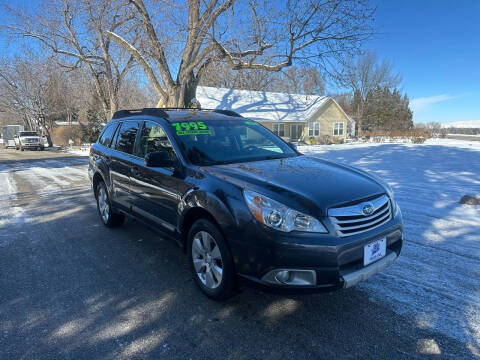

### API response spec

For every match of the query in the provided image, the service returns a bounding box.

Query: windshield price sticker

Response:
[172,121,212,135]
[245,121,258,125]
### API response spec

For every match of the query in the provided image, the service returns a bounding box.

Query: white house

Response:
[195,86,355,142]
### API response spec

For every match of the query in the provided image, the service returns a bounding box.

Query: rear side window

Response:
[98,122,118,147]
[114,121,140,154]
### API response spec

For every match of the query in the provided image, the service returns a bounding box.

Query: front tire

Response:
[95,182,124,227]
[187,219,236,300]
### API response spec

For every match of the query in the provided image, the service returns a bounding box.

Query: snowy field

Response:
[300,138,480,350]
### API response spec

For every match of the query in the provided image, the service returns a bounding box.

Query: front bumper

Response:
[21,143,43,148]
[233,206,403,293]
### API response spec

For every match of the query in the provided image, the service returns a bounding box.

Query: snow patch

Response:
[301,138,480,344]
[0,167,25,242]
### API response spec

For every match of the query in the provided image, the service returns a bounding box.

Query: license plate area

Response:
[364,238,386,266]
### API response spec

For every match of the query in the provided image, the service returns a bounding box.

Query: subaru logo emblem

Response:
[362,203,375,216]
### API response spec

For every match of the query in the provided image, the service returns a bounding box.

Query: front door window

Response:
[136,121,176,160]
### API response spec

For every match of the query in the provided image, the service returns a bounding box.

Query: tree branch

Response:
[105,30,167,99]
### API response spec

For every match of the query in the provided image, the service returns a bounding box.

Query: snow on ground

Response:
[67,149,90,156]
[11,158,89,194]
[0,165,24,234]
[0,157,89,243]
[65,146,91,156]
[299,138,480,346]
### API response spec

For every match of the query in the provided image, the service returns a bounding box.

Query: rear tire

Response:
[187,219,236,300]
[95,182,124,228]
[20,146,24,151]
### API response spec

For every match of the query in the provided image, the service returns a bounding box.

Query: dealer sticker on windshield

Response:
[172,121,212,136]
[363,238,386,266]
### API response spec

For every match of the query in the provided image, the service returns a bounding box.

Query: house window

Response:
[273,123,285,137]
[334,122,344,136]
[308,122,320,136]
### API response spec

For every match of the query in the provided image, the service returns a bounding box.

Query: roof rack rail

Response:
[212,109,243,118]
[111,107,243,120]
[150,107,243,118]
[112,108,169,120]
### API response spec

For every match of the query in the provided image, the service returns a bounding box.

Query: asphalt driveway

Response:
[0,149,476,359]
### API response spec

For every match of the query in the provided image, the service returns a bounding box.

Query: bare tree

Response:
[105,0,374,107]
[4,0,140,117]
[276,66,325,95]
[0,57,57,145]
[337,51,402,133]
[417,121,442,137]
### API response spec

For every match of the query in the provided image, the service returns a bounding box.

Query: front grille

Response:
[328,195,392,237]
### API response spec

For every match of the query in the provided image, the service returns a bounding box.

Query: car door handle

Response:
[131,166,139,176]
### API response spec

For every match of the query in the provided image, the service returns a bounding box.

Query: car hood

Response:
[202,155,386,215]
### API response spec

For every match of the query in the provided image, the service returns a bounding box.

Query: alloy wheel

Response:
[191,231,223,289]
[97,187,110,223]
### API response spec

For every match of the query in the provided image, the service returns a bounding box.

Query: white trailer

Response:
[2,125,24,149]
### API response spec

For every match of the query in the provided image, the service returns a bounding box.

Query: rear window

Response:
[20,131,37,136]
[114,121,140,154]
[98,122,118,147]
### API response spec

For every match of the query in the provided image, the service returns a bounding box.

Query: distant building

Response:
[196,86,355,142]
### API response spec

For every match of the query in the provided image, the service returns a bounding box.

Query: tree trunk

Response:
[163,73,198,108]
[109,93,118,118]
[44,130,53,148]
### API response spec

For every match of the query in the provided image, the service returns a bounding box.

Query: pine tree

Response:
[362,87,413,131]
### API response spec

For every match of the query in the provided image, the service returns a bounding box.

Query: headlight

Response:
[387,189,398,213]
[243,190,328,233]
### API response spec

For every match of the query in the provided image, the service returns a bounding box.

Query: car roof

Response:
[111,108,243,122]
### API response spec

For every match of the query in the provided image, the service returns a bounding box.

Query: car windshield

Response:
[20,131,37,136]
[171,119,297,166]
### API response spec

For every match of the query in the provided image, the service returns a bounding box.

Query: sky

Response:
[1,0,479,125]
[367,0,480,124]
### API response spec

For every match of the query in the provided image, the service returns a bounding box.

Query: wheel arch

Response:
[92,172,106,197]
[180,207,223,252]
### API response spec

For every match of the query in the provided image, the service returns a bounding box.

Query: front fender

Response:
[177,188,239,235]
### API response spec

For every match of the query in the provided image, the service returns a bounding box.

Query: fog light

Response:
[275,270,292,283]
[262,269,316,286]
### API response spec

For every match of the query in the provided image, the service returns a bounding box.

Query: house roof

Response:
[195,86,332,123]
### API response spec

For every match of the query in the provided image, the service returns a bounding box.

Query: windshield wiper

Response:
[261,154,294,160]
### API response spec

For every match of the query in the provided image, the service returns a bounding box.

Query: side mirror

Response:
[288,142,298,151]
[144,151,174,168]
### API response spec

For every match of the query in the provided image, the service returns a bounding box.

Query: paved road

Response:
[0,149,476,359]
[445,135,480,142]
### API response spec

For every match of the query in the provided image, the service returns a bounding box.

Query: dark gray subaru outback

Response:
[89,108,403,300]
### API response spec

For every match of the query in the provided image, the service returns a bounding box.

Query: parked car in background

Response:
[89,108,403,300]
[2,125,24,149]
[14,131,44,151]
